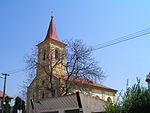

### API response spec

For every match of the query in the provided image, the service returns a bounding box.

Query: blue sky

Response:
[0,0,150,98]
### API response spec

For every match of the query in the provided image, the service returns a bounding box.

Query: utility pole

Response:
[1,73,10,113]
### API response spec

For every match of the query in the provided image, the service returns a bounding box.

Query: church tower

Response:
[27,17,67,113]
[36,16,66,77]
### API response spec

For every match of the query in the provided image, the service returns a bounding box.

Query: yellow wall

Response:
[71,83,116,103]
[36,38,66,76]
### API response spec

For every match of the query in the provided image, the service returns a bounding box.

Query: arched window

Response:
[107,97,112,103]
[42,92,44,99]
[55,48,60,61]
[42,48,46,61]
[53,89,55,96]
[41,80,45,86]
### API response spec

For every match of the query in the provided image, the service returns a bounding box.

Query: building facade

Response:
[27,16,117,113]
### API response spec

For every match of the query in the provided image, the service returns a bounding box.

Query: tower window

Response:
[42,92,44,99]
[41,80,45,86]
[43,48,46,60]
[55,48,60,61]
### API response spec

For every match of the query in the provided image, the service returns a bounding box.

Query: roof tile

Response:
[44,16,59,41]
[54,74,117,92]
[0,90,12,98]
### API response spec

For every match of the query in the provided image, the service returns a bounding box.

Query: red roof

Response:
[0,90,12,98]
[146,72,150,82]
[45,16,59,41]
[54,74,117,92]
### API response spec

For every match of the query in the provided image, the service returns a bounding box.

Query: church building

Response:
[27,16,117,113]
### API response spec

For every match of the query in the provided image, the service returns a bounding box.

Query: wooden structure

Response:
[31,92,106,113]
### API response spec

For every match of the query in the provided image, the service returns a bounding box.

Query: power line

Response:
[8,68,27,74]
[2,27,150,74]
[1,67,27,75]
[92,27,150,51]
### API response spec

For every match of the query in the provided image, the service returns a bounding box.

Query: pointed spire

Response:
[45,16,59,41]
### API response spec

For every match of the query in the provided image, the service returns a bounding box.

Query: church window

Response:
[41,80,45,86]
[43,48,46,60]
[55,48,60,61]
[107,97,112,103]
[42,91,45,99]
[52,89,56,96]
[95,95,100,99]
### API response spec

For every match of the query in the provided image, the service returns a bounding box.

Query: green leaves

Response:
[13,97,26,113]
[105,79,150,113]
[4,97,11,113]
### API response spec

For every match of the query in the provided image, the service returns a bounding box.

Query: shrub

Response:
[105,79,150,113]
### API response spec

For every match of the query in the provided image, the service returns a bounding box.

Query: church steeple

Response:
[36,16,67,76]
[44,16,59,41]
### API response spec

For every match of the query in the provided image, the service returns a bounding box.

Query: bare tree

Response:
[21,39,104,99]
[19,48,37,100]
[62,39,104,95]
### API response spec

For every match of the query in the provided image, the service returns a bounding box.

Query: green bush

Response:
[105,79,150,113]
[13,97,26,113]
[4,97,10,113]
